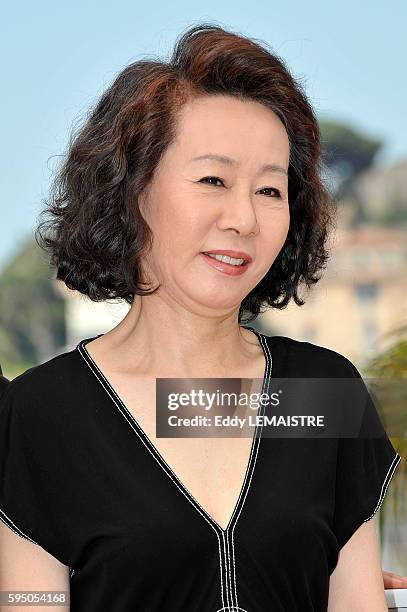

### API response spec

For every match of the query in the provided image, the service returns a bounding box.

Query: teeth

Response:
[205,253,245,266]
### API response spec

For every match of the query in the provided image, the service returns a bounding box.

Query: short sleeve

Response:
[0,379,71,566]
[332,360,402,550]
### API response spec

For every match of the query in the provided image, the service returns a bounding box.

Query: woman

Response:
[0,22,402,611]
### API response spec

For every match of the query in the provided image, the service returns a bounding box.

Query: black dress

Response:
[0,329,401,611]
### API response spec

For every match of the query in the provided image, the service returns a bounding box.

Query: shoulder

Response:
[263,333,360,378]
[0,345,101,475]
[0,346,82,423]
[0,367,9,399]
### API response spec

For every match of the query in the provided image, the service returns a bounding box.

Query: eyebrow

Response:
[189,153,288,176]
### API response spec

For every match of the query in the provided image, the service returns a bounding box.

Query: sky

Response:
[1,0,405,270]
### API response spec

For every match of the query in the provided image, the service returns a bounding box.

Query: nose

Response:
[216,189,260,236]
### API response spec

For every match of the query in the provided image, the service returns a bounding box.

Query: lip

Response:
[200,249,253,263]
[199,251,251,276]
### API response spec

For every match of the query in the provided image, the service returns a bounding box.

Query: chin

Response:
[192,288,244,310]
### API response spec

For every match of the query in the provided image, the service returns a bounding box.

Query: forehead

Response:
[173,94,290,165]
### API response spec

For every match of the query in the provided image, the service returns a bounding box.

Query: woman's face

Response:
[139,94,290,314]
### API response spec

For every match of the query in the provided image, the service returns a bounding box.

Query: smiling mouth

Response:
[200,249,252,264]
[201,252,248,266]
[199,252,252,276]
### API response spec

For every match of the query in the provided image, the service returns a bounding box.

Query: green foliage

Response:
[318,118,407,227]
[319,118,384,180]
[0,237,66,377]
[364,324,407,550]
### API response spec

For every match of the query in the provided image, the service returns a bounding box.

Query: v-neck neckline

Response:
[76,326,272,535]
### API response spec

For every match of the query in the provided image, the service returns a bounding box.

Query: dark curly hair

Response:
[35,22,337,325]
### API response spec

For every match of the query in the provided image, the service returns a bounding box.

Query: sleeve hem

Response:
[363,453,401,522]
[1,507,74,578]
[0,506,39,546]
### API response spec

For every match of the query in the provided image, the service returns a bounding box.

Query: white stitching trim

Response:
[230,332,272,611]
[78,340,232,610]
[221,531,232,612]
[225,532,233,611]
[226,398,263,610]
[216,607,249,611]
[0,507,76,579]
[0,506,39,545]
[363,453,401,522]
[221,330,272,611]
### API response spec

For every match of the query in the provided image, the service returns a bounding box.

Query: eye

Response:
[258,187,282,198]
[199,176,224,187]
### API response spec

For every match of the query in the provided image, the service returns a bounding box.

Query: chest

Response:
[68,335,341,611]
[105,371,267,531]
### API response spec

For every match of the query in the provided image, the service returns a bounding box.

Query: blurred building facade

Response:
[54,284,130,352]
[259,223,407,366]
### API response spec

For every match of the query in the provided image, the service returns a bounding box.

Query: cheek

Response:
[161,195,212,245]
[149,196,203,260]
[260,207,290,252]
